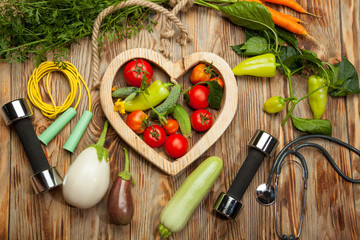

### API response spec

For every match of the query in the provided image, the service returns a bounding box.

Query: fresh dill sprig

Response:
[0,0,168,65]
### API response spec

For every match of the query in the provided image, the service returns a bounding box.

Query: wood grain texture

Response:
[1,0,360,239]
[0,63,10,240]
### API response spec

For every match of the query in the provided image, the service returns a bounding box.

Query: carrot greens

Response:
[0,0,167,65]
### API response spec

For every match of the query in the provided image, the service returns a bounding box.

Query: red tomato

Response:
[124,59,153,87]
[191,109,214,132]
[164,134,188,158]
[187,85,209,109]
[163,119,179,135]
[126,110,148,134]
[143,125,166,148]
[210,77,224,88]
[190,63,212,84]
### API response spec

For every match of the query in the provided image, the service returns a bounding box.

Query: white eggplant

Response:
[62,121,110,209]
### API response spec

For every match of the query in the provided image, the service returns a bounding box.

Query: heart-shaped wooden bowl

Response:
[100,48,238,175]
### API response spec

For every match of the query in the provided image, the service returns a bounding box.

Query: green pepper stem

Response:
[282,101,296,126]
[96,120,109,147]
[297,84,326,102]
[163,82,174,88]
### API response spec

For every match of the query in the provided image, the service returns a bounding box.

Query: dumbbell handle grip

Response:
[13,118,50,174]
[227,149,266,200]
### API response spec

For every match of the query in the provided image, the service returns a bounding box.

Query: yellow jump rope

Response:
[27,61,92,152]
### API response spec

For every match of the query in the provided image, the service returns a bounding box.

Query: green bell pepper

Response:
[125,80,173,112]
[308,75,328,119]
[232,53,277,78]
[263,96,285,113]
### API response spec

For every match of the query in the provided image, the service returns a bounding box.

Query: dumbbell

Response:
[1,98,63,194]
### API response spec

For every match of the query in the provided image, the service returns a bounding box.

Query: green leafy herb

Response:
[202,81,223,110]
[0,0,167,65]
[231,37,269,56]
[329,57,360,96]
[218,2,276,42]
[275,27,300,52]
[276,46,302,72]
[291,116,332,136]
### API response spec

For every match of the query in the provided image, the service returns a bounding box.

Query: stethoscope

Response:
[255,134,360,240]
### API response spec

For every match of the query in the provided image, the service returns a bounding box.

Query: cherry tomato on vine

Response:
[124,59,153,87]
[190,63,213,84]
[163,119,179,135]
[143,125,166,148]
[191,109,213,132]
[186,85,209,109]
[126,110,148,134]
[164,134,188,158]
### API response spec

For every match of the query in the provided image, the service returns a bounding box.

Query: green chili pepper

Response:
[308,75,328,119]
[263,96,285,113]
[125,80,173,112]
[232,53,277,78]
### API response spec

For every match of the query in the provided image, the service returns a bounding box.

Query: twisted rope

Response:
[92,0,192,89]
[159,0,194,58]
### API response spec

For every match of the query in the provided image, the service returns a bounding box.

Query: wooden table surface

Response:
[1,0,360,239]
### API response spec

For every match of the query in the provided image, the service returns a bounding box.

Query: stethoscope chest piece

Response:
[255,183,275,205]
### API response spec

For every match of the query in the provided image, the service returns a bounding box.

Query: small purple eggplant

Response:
[108,148,134,225]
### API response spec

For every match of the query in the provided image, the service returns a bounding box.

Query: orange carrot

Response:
[282,12,303,23]
[239,0,307,34]
[262,0,318,16]
[266,6,308,35]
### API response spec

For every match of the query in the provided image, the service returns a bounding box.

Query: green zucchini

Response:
[172,104,191,138]
[149,84,181,119]
[158,156,223,238]
[111,87,138,98]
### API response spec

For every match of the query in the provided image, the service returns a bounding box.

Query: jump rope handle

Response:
[1,99,63,194]
[63,110,93,152]
[39,107,77,145]
[214,130,279,220]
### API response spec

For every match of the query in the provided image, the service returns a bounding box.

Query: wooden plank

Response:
[2,0,360,239]
[8,56,72,239]
[275,0,357,239]
[0,63,11,240]
[340,0,360,235]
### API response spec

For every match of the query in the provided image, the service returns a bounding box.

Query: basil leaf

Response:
[203,81,223,110]
[231,37,269,56]
[328,57,360,96]
[184,81,223,109]
[291,116,332,136]
[283,49,329,78]
[277,46,302,73]
[219,2,275,32]
[275,27,300,52]
[245,29,269,41]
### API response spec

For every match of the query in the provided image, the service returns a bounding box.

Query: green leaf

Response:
[277,46,302,73]
[291,116,332,136]
[328,57,360,96]
[189,81,223,110]
[202,81,223,110]
[231,37,269,56]
[275,27,300,52]
[219,2,275,33]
